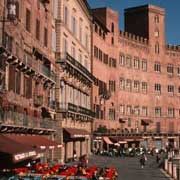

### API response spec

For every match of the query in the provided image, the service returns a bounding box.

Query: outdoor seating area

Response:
[0,163,118,180]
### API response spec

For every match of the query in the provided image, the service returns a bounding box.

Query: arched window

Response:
[155,43,159,54]
[111,22,114,33]
[154,15,159,23]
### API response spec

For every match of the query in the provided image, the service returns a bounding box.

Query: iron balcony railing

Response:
[57,53,94,81]
[59,102,95,117]
[0,111,57,130]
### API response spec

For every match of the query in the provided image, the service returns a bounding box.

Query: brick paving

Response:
[88,155,170,180]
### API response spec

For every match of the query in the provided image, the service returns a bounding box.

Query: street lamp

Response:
[1,0,17,46]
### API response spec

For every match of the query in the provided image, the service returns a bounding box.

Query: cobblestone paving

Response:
[88,155,170,180]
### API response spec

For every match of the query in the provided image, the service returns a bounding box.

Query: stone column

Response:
[172,163,177,179]
[164,159,168,171]
[168,161,173,176]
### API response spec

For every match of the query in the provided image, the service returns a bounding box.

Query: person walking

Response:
[139,153,147,168]
[156,153,161,164]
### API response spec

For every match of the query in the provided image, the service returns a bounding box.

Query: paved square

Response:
[88,155,170,180]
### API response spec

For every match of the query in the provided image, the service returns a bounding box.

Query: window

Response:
[119,78,125,90]
[155,84,161,93]
[168,85,174,94]
[111,22,114,33]
[142,106,148,116]
[167,64,173,74]
[94,46,98,58]
[126,56,131,68]
[178,67,180,76]
[142,59,147,71]
[71,46,76,59]
[128,118,131,127]
[126,79,131,91]
[155,30,159,37]
[71,16,77,35]
[155,43,159,54]
[109,80,116,92]
[44,28,48,47]
[155,107,161,117]
[85,33,89,50]
[168,108,175,117]
[109,108,115,120]
[119,53,125,66]
[64,6,68,25]
[15,1,19,19]
[134,81,140,92]
[26,9,31,32]
[111,37,114,45]
[99,49,103,61]
[134,57,139,69]
[142,82,147,93]
[8,65,21,94]
[154,62,161,72]
[63,38,68,53]
[79,20,82,42]
[103,54,108,64]
[79,53,82,64]
[154,15,159,23]
[24,76,32,99]
[178,87,180,95]
[127,105,131,115]
[111,58,116,68]
[36,19,40,40]
[119,105,125,114]
[134,106,140,116]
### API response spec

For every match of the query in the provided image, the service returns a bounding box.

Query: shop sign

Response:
[14,151,36,161]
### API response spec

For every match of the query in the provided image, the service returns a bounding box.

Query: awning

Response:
[118,141,127,144]
[63,128,90,140]
[103,137,113,145]
[0,135,36,163]
[4,134,62,150]
[141,119,153,126]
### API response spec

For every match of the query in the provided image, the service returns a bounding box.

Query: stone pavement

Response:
[88,155,171,180]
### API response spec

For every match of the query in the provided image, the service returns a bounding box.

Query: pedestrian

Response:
[139,153,147,168]
[92,170,98,180]
[156,153,160,164]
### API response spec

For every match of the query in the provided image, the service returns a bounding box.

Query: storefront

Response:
[63,128,90,161]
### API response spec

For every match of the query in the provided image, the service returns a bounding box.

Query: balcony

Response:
[59,103,78,113]
[34,95,43,107]
[58,102,95,118]
[0,111,57,134]
[56,53,94,82]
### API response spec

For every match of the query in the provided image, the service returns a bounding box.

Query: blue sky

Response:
[88,0,180,45]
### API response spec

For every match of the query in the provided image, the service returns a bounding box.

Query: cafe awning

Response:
[4,134,62,150]
[103,137,113,145]
[63,128,90,140]
[0,135,36,164]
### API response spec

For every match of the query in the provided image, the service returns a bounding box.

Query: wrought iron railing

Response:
[0,111,57,130]
[58,102,95,117]
[57,53,93,81]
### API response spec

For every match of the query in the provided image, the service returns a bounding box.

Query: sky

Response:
[88,0,180,45]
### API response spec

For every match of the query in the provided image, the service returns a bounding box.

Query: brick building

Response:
[54,0,94,162]
[92,5,180,150]
[0,0,60,166]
